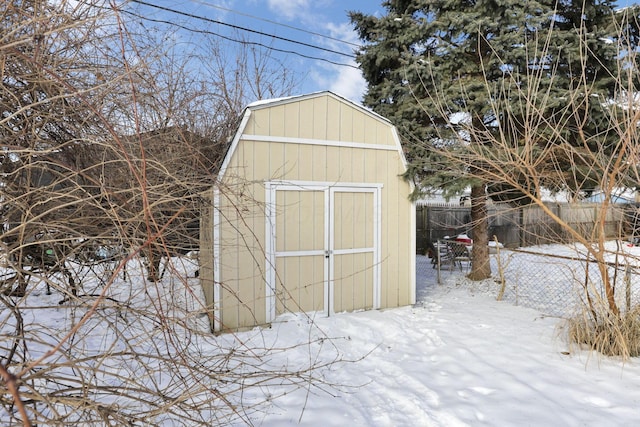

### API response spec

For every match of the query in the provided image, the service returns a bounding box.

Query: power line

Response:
[120,8,359,69]
[188,0,362,48]
[129,0,356,59]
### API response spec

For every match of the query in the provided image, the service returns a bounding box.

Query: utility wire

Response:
[187,0,362,48]
[120,8,359,69]
[129,0,356,59]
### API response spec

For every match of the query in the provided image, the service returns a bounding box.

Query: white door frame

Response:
[265,180,382,323]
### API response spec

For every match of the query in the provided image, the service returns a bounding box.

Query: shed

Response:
[199,91,415,332]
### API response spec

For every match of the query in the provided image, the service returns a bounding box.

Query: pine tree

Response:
[351,0,620,280]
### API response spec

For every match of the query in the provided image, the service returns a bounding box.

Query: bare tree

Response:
[1,0,117,296]
[103,28,299,281]
[0,1,349,425]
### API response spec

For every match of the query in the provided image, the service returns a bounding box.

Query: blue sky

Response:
[127,0,381,103]
[127,1,639,104]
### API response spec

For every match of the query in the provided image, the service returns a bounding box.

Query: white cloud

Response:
[312,64,366,103]
[266,0,311,20]
[331,67,367,103]
[312,21,366,103]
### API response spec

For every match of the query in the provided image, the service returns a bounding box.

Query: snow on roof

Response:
[246,90,345,108]
[246,94,302,108]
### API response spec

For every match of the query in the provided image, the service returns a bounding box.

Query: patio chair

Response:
[447,240,472,272]
[431,240,450,268]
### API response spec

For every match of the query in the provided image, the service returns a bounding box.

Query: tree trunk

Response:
[468,184,491,280]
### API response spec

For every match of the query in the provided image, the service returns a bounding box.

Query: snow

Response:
[231,245,640,426]
[242,276,640,426]
[3,244,640,425]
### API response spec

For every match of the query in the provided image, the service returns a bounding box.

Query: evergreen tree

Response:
[351,0,620,280]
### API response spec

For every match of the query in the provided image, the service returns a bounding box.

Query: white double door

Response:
[265,182,381,322]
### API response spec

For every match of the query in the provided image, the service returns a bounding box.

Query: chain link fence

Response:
[494,247,640,317]
[417,241,640,318]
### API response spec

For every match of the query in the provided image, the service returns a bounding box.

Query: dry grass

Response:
[567,306,640,359]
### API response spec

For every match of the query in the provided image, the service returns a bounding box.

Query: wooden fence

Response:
[416,202,626,254]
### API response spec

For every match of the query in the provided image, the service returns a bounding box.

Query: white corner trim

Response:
[409,199,417,305]
[264,182,277,322]
[212,186,221,332]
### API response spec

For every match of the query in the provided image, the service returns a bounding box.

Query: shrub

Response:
[567,306,640,358]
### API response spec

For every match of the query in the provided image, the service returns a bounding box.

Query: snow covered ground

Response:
[238,249,640,426]
[3,243,640,426]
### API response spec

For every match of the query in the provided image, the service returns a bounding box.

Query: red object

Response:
[455,234,473,245]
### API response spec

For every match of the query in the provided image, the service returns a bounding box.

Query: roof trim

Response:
[216,108,252,181]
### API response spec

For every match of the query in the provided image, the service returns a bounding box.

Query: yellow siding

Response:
[312,97,328,140]
[326,97,340,141]
[351,146,366,183]
[299,100,314,139]
[339,101,354,142]
[269,140,285,180]
[298,144,314,181]
[215,178,269,330]
[375,121,388,146]
[397,156,413,307]
[283,142,299,181]
[384,151,400,307]
[325,146,341,181]
[284,102,300,138]
[338,146,353,182]
[363,116,378,146]
[243,96,398,147]
[218,193,240,329]
[351,109,366,142]
[270,105,285,136]
[253,140,270,181]
[312,145,327,181]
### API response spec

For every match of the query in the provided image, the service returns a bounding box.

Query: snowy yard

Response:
[2,243,640,425]
[245,251,640,426]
